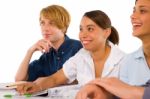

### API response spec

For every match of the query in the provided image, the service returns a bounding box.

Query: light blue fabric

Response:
[119,47,150,86]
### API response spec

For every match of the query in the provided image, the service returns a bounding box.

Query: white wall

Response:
[0,0,141,82]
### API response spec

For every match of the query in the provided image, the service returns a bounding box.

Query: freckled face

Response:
[79,16,108,51]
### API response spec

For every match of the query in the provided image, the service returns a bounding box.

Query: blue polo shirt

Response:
[27,35,82,81]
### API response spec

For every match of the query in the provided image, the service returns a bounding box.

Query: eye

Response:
[40,21,45,26]
[87,27,94,32]
[49,21,55,26]
[132,8,136,13]
[140,9,147,14]
[79,27,83,32]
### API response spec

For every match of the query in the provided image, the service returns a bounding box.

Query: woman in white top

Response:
[16,10,125,94]
[76,0,150,99]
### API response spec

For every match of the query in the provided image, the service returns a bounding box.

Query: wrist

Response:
[34,82,43,91]
[131,86,144,99]
[27,48,34,54]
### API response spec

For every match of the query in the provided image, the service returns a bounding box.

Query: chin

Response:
[132,31,140,37]
[83,46,92,51]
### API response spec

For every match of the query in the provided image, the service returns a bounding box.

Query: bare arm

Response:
[15,39,51,81]
[15,49,34,81]
[76,83,113,99]
[35,69,68,90]
[91,77,144,99]
[16,69,68,94]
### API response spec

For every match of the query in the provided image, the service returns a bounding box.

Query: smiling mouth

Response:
[82,40,91,45]
[132,23,142,29]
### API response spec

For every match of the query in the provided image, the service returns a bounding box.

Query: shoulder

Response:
[67,48,91,61]
[122,47,143,62]
[119,47,143,71]
[74,48,90,56]
[66,39,83,50]
[67,38,81,44]
[109,42,126,61]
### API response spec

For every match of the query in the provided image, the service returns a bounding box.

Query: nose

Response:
[41,24,51,32]
[79,30,88,38]
[130,11,138,20]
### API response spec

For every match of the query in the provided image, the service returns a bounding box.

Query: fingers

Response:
[39,40,51,53]
[75,89,88,99]
[16,82,35,95]
[89,78,101,84]
[76,84,96,99]
[33,39,51,53]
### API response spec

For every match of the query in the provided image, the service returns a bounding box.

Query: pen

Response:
[6,81,26,88]
[6,84,17,88]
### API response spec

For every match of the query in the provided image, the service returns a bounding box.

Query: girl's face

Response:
[79,16,110,52]
[40,16,64,43]
[131,0,150,40]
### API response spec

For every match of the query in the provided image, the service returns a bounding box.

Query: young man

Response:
[15,5,82,81]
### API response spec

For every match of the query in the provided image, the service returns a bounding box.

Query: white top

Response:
[119,47,150,86]
[63,42,125,86]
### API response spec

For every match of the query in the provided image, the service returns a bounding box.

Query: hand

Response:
[76,84,110,99]
[91,77,144,99]
[16,82,41,95]
[29,39,52,53]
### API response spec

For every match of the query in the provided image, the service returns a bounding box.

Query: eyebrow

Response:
[86,24,95,27]
[80,24,95,28]
[134,5,150,11]
[139,5,147,8]
[138,5,150,9]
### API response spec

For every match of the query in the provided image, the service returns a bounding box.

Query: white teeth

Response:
[132,23,141,26]
[82,41,90,44]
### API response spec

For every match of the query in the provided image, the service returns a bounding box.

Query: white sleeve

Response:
[62,55,78,83]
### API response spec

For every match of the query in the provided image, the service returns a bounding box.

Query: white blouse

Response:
[63,42,125,86]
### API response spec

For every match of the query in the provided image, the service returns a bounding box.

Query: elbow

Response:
[15,76,22,82]
[15,75,27,82]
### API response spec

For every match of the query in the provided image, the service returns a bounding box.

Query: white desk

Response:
[0,85,80,99]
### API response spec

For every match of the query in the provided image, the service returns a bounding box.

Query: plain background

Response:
[0,0,141,82]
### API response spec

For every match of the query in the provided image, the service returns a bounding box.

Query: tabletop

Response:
[0,84,80,99]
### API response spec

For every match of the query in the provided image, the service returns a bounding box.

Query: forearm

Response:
[35,69,68,91]
[129,86,144,99]
[15,49,34,81]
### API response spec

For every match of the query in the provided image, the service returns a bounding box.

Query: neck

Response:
[91,44,110,62]
[142,39,150,67]
[51,36,65,50]
[142,40,150,58]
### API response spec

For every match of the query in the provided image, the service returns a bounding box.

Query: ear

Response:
[104,28,111,39]
[61,28,67,34]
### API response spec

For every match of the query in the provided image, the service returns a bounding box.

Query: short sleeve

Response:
[27,60,40,81]
[63,55,78,83]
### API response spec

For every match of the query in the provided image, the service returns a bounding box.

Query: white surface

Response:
[0,85,79,99]
[48,85,80,98]
[0,0,141,82]
[0,83,16,90]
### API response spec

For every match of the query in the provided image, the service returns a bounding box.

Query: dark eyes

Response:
[87,27,94,32]
[140,9,147,14]
[133,8,147,14]
[79,27,94,32]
